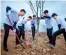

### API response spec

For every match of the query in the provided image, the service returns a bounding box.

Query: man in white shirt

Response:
[16,16,32,45]
[3,6,26,51]
[43,10,53,44]
[31,15,37,40]
[49,14,66,48]
[46,13,58,46]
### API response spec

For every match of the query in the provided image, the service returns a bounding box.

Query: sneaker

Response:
[48,44,55,49]
[46,41,50,44]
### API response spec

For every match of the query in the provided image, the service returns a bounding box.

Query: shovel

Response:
[25,41,31,46]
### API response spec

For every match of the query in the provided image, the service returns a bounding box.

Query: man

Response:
[43,10,53,44]
[3,6,26,51]
[16,16,32,45]
[31,15,37,40]
[49,14,66,48]
[47,13,58,48]
[51,13,59,34]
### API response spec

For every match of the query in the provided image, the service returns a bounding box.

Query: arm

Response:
[41,17,44,19]
[6,15,13,30]
[6,6,13,27]
[6,6,17,13]
[44,16,51,19]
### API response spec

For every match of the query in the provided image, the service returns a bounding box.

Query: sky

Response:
[0,0,66,29]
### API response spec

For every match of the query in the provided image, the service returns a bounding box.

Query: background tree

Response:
[25,0,45,30]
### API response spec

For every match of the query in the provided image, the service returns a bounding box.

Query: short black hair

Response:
[20,9,26,13]
[44,10,48,14]
[52,13,57,17]
[33,15,36,17]
[28,16,32,19]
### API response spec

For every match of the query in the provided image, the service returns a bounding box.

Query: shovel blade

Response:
[25,41,31,46]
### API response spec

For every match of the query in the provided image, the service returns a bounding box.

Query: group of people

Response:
[3,6,66,52]
[3,6,37,51]
[43,10,66,48]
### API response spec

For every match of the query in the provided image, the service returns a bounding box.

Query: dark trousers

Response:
[31,26,35,39]
[47,28,53,44]
[3,23,13,48]
[16,25,25,44]
[52,28,66,46]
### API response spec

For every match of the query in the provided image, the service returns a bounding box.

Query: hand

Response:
[65,18,66,21]
[11,26,14,30]
[6,6,11,12]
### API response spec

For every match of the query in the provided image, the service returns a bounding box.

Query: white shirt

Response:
[4,9,19,26]
[51,18,59,34]
[16,17,27,29]
[57,17,66,31]
[31,19,37,27]
[44,17,52,28]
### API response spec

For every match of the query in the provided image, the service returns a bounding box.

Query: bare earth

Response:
[1,30,66,55]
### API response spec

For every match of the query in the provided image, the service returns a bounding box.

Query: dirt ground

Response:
[1,29,66,55]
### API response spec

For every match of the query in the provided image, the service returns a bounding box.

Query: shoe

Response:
[4,47,8,52]
[22,39,26,43]
[20,39,23,43]
[46,41,50,44]
[32,38,37,44]
[32,37,36,41]
[48,44,55,49]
